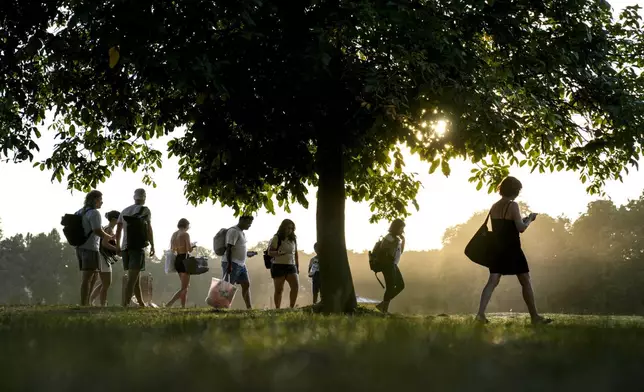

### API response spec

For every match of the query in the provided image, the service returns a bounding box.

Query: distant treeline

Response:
[2,193,644,314]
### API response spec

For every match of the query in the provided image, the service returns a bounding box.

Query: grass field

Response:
[1,307,644,391]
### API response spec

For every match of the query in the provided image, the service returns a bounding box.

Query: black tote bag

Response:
[464,213,497,267]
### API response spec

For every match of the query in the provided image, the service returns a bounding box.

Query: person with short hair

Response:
[268,219,299,309]
[165,218,196,308]
[308,242,321,304]
[89,210,120,306]
[76,190,114,306]
[222,216,256,309]
[116,188,155,307]
[375,218,406,314]
[475,176,552,325]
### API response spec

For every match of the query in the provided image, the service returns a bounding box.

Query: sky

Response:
[1,0,643,254]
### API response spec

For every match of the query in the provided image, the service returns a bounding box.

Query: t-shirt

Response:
[308,255,319,276]
[383,234,403,265]
[76,208,101,251]
[223,226,247,265]
[118,204,152,250]
[270,235,296,265]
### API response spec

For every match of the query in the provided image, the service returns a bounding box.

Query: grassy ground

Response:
[1,307,644,392]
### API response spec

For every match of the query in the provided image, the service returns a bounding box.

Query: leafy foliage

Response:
[2,0,644,312]
[0,0,641,215]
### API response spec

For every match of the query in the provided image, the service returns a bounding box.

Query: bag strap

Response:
[375,272,385,289]
[136,206,149,218]
[501,201,512,219]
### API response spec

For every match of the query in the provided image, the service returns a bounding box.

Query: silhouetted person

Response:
[222,216,256,309]
[268,219,300,308]
[76,190,114,306]
[165,218,196,308]
[376,219,406,313]
[308,243,320,304]
[476,176,552,324]
[90,210,120,306]
[116,188,155,307]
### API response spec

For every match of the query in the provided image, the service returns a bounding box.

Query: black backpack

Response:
[123,206,150,250]
[61,208,93,247]
[263,237,282,269]
[368,236,397,288]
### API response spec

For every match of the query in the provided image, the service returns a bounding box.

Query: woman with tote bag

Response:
[473,176,552,325]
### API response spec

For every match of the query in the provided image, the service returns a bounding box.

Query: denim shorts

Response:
[123,249,146,271]
[270,263,298,279]
[221,262,250,284]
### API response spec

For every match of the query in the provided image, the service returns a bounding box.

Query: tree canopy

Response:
[2,0,643,312]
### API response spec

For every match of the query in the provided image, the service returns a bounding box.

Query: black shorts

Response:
[270,263,297,279]
[175,253,188,274]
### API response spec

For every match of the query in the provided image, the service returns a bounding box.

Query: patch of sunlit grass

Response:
[1,307,644,391]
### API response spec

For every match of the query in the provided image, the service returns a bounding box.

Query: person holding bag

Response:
[165,218,196,308]
[475,176,552,325]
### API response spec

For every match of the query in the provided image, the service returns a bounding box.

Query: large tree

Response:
[2,0,643,312]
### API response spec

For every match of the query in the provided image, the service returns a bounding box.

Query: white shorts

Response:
[99,254,113,273]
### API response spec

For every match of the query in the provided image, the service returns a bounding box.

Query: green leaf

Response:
[429,159,440,174]
[108,47,120,68]
[441,160,451,176]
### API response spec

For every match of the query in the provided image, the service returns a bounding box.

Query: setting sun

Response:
[434,120,447,137]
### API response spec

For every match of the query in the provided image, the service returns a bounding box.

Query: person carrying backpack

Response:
[373,219,406,314]
[221,216,257,309]
[116,188,155,307]
[73,190,114,306]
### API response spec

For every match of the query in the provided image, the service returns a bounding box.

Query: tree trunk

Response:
[316,131,358,314]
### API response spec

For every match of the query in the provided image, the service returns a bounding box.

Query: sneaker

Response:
[531,316,553,325]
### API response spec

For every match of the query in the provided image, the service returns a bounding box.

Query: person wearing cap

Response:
[89,210,121,306]
[116,188,155,307]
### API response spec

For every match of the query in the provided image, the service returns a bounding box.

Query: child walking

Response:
[308,243,321,304]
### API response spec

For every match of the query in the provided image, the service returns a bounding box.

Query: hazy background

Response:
[2,194,643,314]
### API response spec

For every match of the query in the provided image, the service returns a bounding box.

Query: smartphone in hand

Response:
[523,213,538,223]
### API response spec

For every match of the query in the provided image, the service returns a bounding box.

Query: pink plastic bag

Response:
[205,276,237,309]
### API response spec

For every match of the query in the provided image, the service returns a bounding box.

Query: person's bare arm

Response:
[224,244,234,272]
[147,222,155,257]
[101,238,118,252]
[93,227,113,240]
[115,222,123,249]
[510,202,531,233]
[295,244,299,271]
[184,233,194,254]
[89,211,112,241]
[268,236,281,257]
